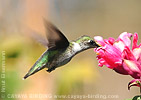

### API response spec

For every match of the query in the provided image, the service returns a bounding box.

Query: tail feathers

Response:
[23,65,45,79]
[23,73,30,80]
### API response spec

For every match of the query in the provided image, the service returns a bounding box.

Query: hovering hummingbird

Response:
[23,21,100,79]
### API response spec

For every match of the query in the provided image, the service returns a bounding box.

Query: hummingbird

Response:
[23,21,100,79]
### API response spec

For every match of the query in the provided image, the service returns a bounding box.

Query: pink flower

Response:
[94,32,141,89]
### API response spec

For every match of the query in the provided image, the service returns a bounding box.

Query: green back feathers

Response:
[75,35,93,43]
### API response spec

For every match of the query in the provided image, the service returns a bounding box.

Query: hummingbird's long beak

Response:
[94,41,101,48]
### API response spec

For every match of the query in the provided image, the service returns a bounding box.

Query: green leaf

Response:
[132,95,141,100]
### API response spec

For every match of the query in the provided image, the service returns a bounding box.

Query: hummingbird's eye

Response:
[89,40,94,45]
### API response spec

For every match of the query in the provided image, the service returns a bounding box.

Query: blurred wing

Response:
[31,32,48,48]
[44,20,69,50]
[23,26,48,48]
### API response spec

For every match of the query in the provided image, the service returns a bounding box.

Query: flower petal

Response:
[132,33,139,50]
[133,48,141,63]
[108,37,115,45]
[123,59,141,79]
[95,44,122,69]
[118,32,132,48]
[113,41,126,52]
[114,65,128,75]
[94,36,105,46]
[122,46,136,61]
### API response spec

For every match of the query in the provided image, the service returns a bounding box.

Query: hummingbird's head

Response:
[75,35,100,50]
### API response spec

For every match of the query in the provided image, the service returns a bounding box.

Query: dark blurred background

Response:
[0,0,141,100]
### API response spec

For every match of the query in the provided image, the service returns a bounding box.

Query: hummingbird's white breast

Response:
[72,42,82,52]
[51,42,82,68]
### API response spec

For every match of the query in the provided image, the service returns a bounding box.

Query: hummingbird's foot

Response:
[46,67,56,72]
